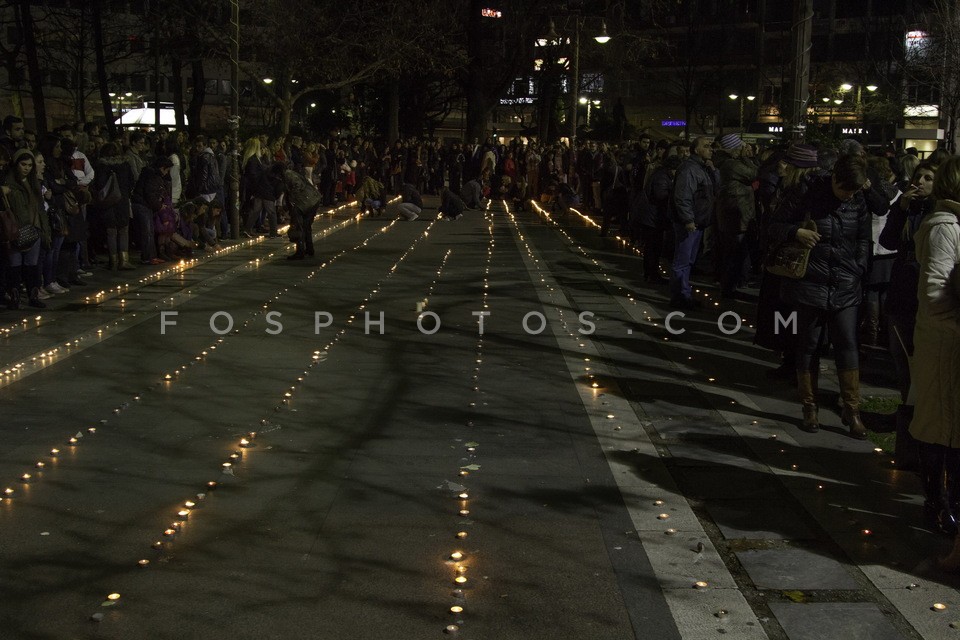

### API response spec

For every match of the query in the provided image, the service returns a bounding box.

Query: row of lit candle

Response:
[2,207,404,516]
[444,205,496,635]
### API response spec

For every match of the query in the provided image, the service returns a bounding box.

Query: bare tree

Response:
[0,2,26,118]
[903,0,960,151]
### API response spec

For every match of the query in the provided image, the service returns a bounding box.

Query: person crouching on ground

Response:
[398,182,422,221]
[766,153,872,438]
[438,187,466,221]
[460,178,487,210]
[354,175,386,216]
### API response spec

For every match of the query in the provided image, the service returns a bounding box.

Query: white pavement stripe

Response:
[501,202,768,640]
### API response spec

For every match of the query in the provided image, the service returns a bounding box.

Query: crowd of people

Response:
[1,113,959,562]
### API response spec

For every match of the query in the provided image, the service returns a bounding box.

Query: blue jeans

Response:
[133,203,156,261]
[670,225,702,302]
[42,235,65,286]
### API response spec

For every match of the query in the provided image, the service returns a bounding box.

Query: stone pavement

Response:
[0,197,957,639]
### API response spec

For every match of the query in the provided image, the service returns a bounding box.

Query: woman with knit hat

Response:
[2,148,51,309]
[755,143,821,379]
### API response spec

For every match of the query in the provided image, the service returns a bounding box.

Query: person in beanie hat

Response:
[716,136,757,299]
[755,143,822,380]
[784,143,819,169]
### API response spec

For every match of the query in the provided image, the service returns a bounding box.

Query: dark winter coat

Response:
[673,155,719,228]
[242,156,275,201]
[132,165,169,213]
[879,195,935,320]
[401,183,423,208]
[717,157,757,234]
[767,174,871,311]
[282,169,320,213]
[189,149,223,197]
[92,155,135,226]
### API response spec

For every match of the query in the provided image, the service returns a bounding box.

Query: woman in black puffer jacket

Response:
[767,154,871,438]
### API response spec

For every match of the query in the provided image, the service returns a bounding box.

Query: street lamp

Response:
[263,77,273,84]
[728,93,756,131]
[546,15,609,172]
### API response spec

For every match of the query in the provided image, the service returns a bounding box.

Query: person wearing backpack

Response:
[92,143,136,271]
[272,163,321,260]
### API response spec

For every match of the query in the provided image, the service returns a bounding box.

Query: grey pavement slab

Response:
[769,602,909,640]
[736,548,859,590]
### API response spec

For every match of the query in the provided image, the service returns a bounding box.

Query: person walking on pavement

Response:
[670,136,719,309]
[767,154,872,438]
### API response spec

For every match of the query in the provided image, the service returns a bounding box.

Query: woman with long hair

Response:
[3,149,50,308]
[241,137,278,237]
[908,157,960,565]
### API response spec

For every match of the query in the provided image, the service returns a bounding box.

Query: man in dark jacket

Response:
[188,136,223,202]
[767,154,871,438]
[670,136,719,308]
[132,156,173,264]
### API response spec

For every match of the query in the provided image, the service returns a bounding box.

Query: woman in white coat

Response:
[909,156,960,566]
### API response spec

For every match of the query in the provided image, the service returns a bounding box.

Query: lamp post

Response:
[728,93,756,131]
[545,15,610,176]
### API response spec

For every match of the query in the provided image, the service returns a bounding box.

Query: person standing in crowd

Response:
[755,143,821,380]
[188,136,223,204]
[3,149,50,309]
[862,155,900,348]
[0,115,26,157]
[91,142,137,271]
[900,158,960,544]
[670,136,719,309]
[599,152,629,237]
[715,133,758,300]
[131,156,173,264]
[241,138,278,238]
[126,132,148,183]
[767,154,871,437]
[634,154,681,284]
[879,160,939,470]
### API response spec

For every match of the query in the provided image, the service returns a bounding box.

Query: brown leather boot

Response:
[797,370,819,432]
[838,369,868,439]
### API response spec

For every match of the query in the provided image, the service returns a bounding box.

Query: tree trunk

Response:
[280,81,292,135]
[171,58,185,129]
[463,0,489,144]
[77,3,88,122]
[387,75,400,143]
[186,59,206,135]
[90,0,114,136]
[18,0,46,134]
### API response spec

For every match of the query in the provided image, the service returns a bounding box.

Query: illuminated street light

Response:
[578,97,588,104]
[866,85,878,92]
[594,21,611,44]
[746,95,756,101]
[729,93,738,100]
[263,77,273,84]
[840,83,853,91]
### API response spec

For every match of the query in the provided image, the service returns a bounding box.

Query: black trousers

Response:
[795,304,859,372]
[295,204,318,256]
[641,225,664,278]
